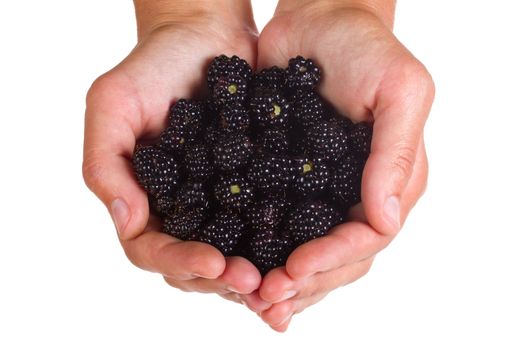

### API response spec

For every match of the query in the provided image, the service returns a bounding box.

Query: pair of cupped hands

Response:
[83,1,434,332]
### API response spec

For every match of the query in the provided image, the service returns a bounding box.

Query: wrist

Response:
[134,0,255,40]
[275,0,396,29]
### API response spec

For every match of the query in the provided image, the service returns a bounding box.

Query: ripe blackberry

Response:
[245,197,291,230]
[213,74,248,106]
[219,103,250,133]
[305,121,349,162]
[247,152,291,192]
[252,66,286,91]
[132,145,180,197]
[213,132,254,172]
[285,56,321,91]
[207,55,253,90]
[293,90,328,128]
[214,173,255,210]
[349,122,373,159]
[257,129,289,155]
[284,200,341,245]
[249,230,294,275]
[184,143,213,180]
[205,124,222,148]
[163,207,205,241]
[200,211,245,256]
[159,123,197,155]
[290,157,330,198]
[331,155,365,207]
[168,99,205,135]
[175,182,210,212]
[153,194,174,216]
[249,89,291,130]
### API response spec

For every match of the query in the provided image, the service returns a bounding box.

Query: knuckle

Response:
[391,144,416,181]
[81,153,105,191]
[400,59,436,103]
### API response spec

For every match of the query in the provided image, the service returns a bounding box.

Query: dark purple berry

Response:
[253,66,286,91]
[284,200,341,245]
[290,157,330,197]
[163,207,205,241]
[245,197,291,231]
[305,121,349,162]
[257,129,289,155]
[349,122,373,159]
[207,55,253,90]
[200,211,245,256]
[331,155,365,207]
[249,89,291,130]
[285,56,321,91]
[214,173,255,210]
[249,230,294,275]
[213,132,254,172]
[247,152,291,192]
[132,145,180,197]
[219,103,250,133]
[184,143,213,180]
[213,74,248,106]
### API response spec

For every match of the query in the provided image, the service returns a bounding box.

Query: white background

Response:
[1,0,511,348]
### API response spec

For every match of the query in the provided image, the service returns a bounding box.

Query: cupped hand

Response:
[247,1,435,331]
[82,10,262,302]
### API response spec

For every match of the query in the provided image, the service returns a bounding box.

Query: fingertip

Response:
[259,267,294,302]
[182,241,227,279]
[222,256,261,294]
[285,243,321,280]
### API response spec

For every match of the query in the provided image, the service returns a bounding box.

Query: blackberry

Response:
[214,173,254,210]
[290,157,330,198]
[153,194,174,215]
[349,122,373,159]
[213,132,253,172]
[184,143,213,180]
[305,121,349,162]
[213,74,248,106]
[207,55,253,91]
[205,124,222,148]
[219,103,250,133]
[284,200,341,245]
[200,211,245,256]
[245,197,291,230]
[257,129,289,155]
[247,152,291,192]
[285,56,321,91]
[132,145,180,197]
[252,66,286,91]
[249,89,291,130]
[168,99,205,135]
[163,207,205,241]
[293,90,328,128]
[249,230,294,275]
[175,182,210,212]
[331,155,365,207]
[159,123,197,155]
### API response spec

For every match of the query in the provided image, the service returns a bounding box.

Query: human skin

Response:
[83,0,434,333]
[234,0,434,331]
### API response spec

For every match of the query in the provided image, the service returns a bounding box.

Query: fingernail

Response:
[277,290,297,302]
[275,313,293,327]
[111,198,129,239]
[227,286,240,293]
[384,196,401,231]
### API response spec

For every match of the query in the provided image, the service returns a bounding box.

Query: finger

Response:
[285,220,387,279]
[122,231,225,280]
[164,256,261,294]
[239,291,273,313]
[219,292,243,305]
[83,71,159,241]
[259,299,295,330]
[261,257,374,302]
[363,58,435,236]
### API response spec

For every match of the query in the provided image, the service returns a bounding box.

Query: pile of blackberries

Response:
[132,55,372,275]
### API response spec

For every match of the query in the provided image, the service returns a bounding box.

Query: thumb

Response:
[363,60,435,235]
[83,73,150,241]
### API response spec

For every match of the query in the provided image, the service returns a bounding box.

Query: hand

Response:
[247,1,435,331]
[82,1,262,304]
